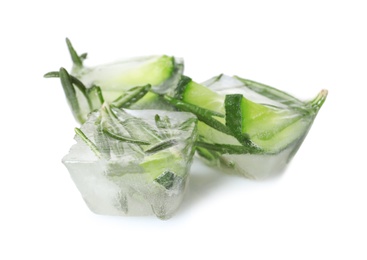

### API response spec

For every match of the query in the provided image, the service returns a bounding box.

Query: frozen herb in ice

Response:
[62,104,197,219]
[45,39,183,123]
[164,74,327,179]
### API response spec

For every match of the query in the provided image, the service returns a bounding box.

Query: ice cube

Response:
[63,106,197,219]
[195,74,326,179]
[73,55,184,122]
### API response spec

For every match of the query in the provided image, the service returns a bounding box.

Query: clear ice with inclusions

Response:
[62,107,197,219]
[197,74,326,179]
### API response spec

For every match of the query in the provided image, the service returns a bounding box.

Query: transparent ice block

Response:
[195,74,327,179]
[63,107,197,219]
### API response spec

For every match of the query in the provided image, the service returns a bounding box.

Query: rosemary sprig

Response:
[308,89,328,112]
[58,68,84,123]
[145,139,178,154]
[111,84,151,108]
[66,38,87,68]
[44,70,93,110]
[103,128,151,145]
[195,141,263,155]
[163,95,231,135]
[234,76,305,107]
[87,85,105,108]
[74,127,102,158]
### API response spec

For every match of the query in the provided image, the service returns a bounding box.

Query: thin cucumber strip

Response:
[174,75,192,99]
[46,39,185,124]
[182,79,225,113]
[155,56,184,95]
[171,76,326,154]
[238,94,304,151]
[79,55,179,93]
[224,94,250,145]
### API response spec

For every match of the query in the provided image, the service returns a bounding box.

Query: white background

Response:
[1,0,366,259]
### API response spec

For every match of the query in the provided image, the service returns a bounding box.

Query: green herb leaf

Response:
[307,89,328,112]
[66,38,84,68]
[103,128,151,145]
[195,141,263,155]
[154,114,171,129]
[112,84,151,108]
[74,127,102,158]
[224,94,251,145]
[164,95,230,135]
[234,76,304,107]
[59,68,84,123]
[154,170,177,190]
[145,139,178,154]
[174,75,192,99]
[44,70,96,111]
[87,85,104,110]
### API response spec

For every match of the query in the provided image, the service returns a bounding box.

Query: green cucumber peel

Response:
[174,75,192,99]
[224,94,252,145]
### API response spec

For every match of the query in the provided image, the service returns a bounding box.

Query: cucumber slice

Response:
[170,74,327,157]
[76,55,181,97]
[224,93,309,152]
[45,39,184,123]
[181,79,224,113]
[140,150,183,180]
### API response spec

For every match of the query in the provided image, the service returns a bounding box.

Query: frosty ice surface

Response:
[194,74,327,179]
[63,106,197,219]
